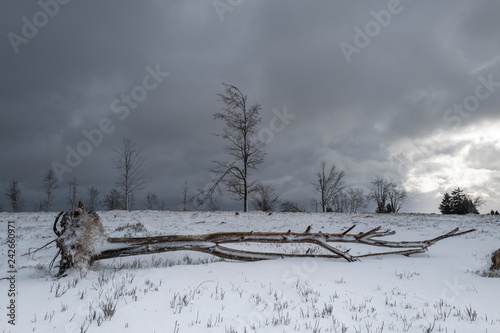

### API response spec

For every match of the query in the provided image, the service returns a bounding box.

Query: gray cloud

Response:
[465,142,500,170]
[1,0,499,213]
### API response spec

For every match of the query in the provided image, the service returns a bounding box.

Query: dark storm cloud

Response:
[1,0,499,213]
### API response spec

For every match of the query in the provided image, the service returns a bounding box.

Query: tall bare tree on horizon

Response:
[87,185,100,211]
[313,161,346,212]
[199,83,266,212]
[145,192,159,210]
[104,188,123,210]
[4,179,25,212]
[369,176,409,213]
[345,187,366,213]
[113,137,150,211]
[182,182,189,211]
[386,182,409,213]
[67,176,78,209]
[43,169,58,212]
[369,176,391,213]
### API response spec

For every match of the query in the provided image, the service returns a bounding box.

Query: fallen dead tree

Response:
[48,203,476,277]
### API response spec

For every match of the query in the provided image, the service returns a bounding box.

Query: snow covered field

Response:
[1,211,499,333]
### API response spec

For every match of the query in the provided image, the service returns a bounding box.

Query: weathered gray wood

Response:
[51,205,476,276]
[95,227,474,264]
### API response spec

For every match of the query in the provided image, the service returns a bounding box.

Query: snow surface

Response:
[0,211,499,333]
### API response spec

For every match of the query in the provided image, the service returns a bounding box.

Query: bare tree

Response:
[468,195,485,213]
[182,182,189,211]
[67,176,78,209]
[332,191,348,213]
[251,183,280,212]
[159,200,166,211]
[369,176,409,213]
[329,188,366,213]
[207,200,221,211]
[313,161,346,212]
[145,192,159,210]
[369,176,391,213]
[386,183,409,213]
[280,201,305,213]
[200,83,266,212]
[87,185,101,211]
[104,189,123,210]
[310,198,320,212]
[4,180,26,212]
[33,198,44,212]
[345,187,366,213]
[113,137,150,211]
[42,169,58,212]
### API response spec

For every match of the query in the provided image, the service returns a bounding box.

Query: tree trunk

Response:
[243,158,248,212]
[50,205,476,277]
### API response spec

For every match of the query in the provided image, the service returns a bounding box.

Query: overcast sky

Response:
[1,0,499,213]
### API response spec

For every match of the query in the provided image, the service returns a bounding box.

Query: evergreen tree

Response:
[439,192,452,214]
[449,188,467,214]
[441,188,482,215]
[464,198,479,214]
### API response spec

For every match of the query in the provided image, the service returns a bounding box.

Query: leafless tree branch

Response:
[4,179,25,212]
[42,170,58,212]
[313,161,346,212]
[203,83,266,212]
[252,183,280,212]
[113,137,151,211]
